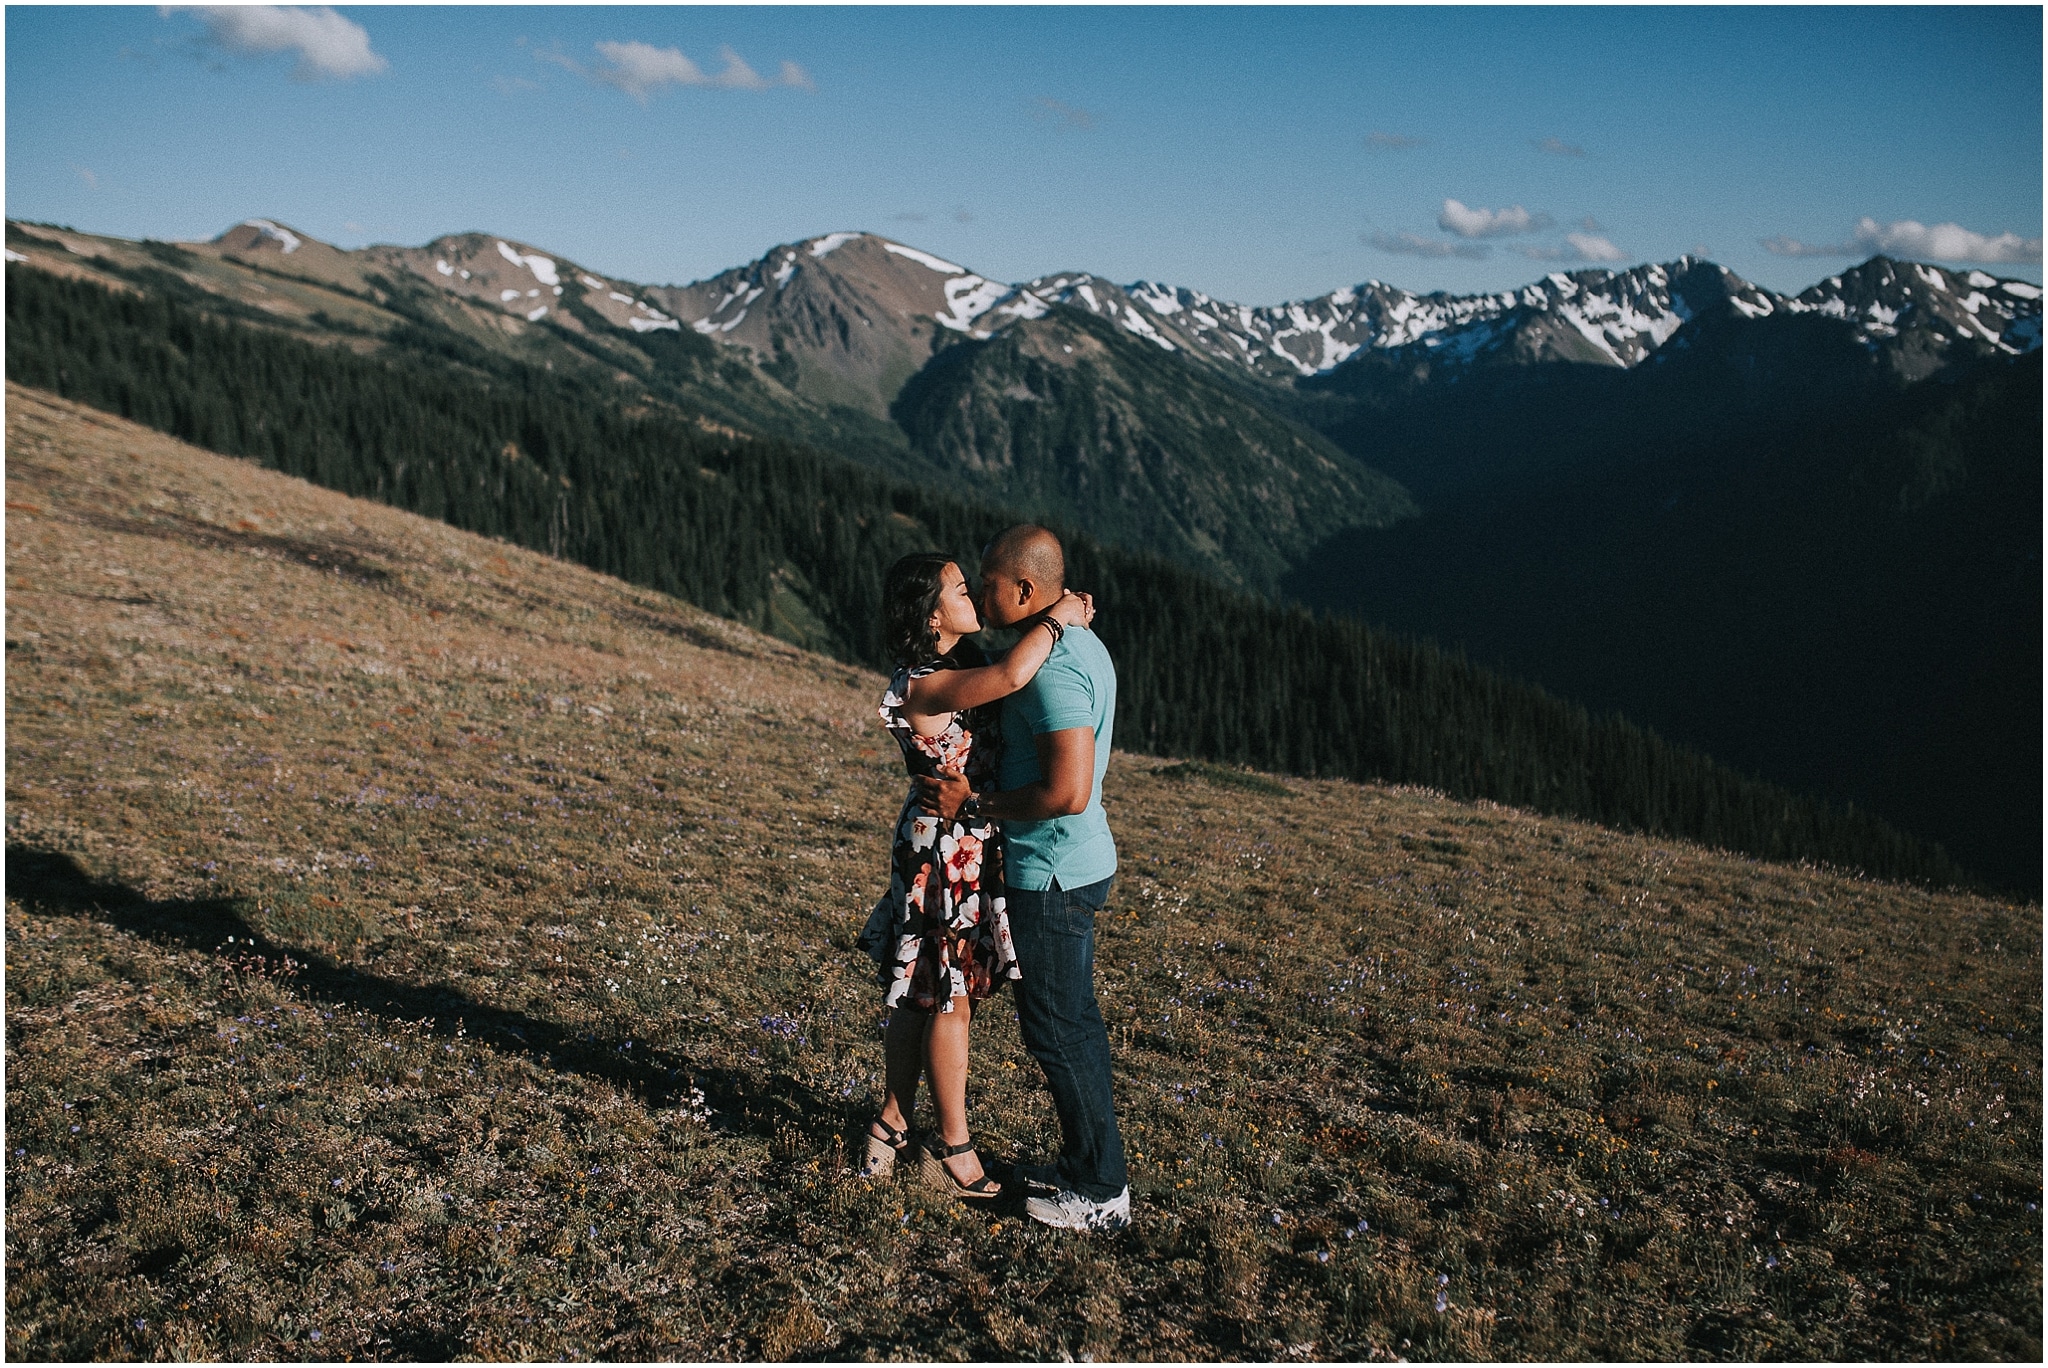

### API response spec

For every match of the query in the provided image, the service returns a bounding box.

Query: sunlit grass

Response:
[6,385,2040,1360]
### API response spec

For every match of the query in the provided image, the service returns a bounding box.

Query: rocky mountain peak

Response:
[1783,255,2041,366]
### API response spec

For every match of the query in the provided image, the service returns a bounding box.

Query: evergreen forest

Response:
[5,262,1967,887]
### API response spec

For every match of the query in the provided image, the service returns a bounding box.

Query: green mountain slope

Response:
[890,307,1414,588]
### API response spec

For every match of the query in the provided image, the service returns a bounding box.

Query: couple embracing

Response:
[854,525,1131,1233]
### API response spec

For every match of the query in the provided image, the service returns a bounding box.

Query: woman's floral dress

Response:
[868,664,1021,1012]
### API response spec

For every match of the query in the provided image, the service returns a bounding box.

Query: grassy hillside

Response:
[5,388,2039,1360]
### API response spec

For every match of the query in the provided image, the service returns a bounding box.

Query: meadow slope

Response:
[4,383,2040,1361]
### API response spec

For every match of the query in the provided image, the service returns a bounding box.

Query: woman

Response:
[857,551,1093,1201]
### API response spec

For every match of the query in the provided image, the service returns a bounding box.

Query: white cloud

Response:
[1565,231,1626,262]
[1763,217,2042,264]
[1438,199,1553,239]
[586,40,811,102]
[707,45,771,90]
[1515,233,1628,264]
[1367,231,1489,260]
[591,40,702,99]
[1852,217,2040,264]
[170,6,387,81]
[73,164,98,189]
[1534,136,1585,157]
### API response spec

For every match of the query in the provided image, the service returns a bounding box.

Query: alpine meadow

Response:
[4,191,2042,1362]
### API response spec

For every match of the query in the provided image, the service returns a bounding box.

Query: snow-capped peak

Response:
[1782,256,2041,358]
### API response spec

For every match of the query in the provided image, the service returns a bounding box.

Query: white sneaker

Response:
[1025,1184,1131,1232]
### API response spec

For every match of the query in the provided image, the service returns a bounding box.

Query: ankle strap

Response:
[928,1138,978,1158]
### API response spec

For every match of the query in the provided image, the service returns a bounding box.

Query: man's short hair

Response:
[983,525,1066,595]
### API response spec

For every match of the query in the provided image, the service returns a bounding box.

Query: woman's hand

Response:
[1048,589,1096,629]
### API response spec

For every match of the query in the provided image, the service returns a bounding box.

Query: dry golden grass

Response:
[6,383,2040,1360]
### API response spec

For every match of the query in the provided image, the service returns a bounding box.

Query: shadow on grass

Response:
[5,845,841,1144]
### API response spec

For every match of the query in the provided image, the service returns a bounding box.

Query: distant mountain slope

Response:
[888,306,1414,587]
[1289,354,2043,896]
[4,219,1413,590]
[12,216,2036,592]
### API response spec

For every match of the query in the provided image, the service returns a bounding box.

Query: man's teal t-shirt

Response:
[998,625,1117,891]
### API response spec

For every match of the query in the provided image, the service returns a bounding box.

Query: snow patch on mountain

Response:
[808,232,860,257]
[497,241,559,286]
[244,219,301,254]
[882,241,966,275]
[936,275,1012,334]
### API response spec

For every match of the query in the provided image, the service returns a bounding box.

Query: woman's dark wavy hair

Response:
[883,552,959,668]
[882,552,1000,762]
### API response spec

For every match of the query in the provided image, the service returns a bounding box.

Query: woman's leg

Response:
[924,993,992,1185]
[876,1007,925,1135]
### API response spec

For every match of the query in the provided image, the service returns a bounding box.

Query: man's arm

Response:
[917,727,1094,822]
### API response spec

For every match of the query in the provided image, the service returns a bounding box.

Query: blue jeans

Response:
[1005,875,1128,1201]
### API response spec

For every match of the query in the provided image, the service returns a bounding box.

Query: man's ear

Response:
[1013,576,1035,606]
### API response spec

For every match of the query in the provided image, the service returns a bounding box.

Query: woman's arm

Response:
[900,591,1093,722]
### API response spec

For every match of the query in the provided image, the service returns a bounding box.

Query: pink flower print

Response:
[907,815,939,853]
[944,831,983,886]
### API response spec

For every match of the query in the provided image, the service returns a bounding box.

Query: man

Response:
[916,524,1131,1232]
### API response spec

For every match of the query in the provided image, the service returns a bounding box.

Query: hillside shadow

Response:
[4,845,839,1141]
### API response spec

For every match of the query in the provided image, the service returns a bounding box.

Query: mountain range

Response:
[6,216,2038,892]
[11,218,2033,582]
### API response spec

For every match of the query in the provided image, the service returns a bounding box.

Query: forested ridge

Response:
[5,262,1966,886]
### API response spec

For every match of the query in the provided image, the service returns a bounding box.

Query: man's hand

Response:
[915,729,1094,825]
[914,768,973,821]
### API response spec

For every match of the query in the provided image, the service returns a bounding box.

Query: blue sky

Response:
[7,5,2041,303]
